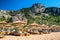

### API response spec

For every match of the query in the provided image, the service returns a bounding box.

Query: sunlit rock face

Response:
[31,3,45,13]
[16,13,27,22]
[12,13,27,23]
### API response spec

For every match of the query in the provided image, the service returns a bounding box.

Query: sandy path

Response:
[0,32,60,40]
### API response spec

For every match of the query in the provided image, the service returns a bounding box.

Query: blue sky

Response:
[0,0,60,10]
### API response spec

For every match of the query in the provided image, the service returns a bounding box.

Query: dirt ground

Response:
[0,32,60,40]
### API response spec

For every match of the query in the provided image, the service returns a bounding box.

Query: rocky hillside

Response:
[45,7,60,15]
[0,3,60,26]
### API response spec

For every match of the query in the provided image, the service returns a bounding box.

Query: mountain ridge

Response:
[0,3,60,26]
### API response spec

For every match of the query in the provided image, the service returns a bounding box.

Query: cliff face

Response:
[0,3,60,25]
